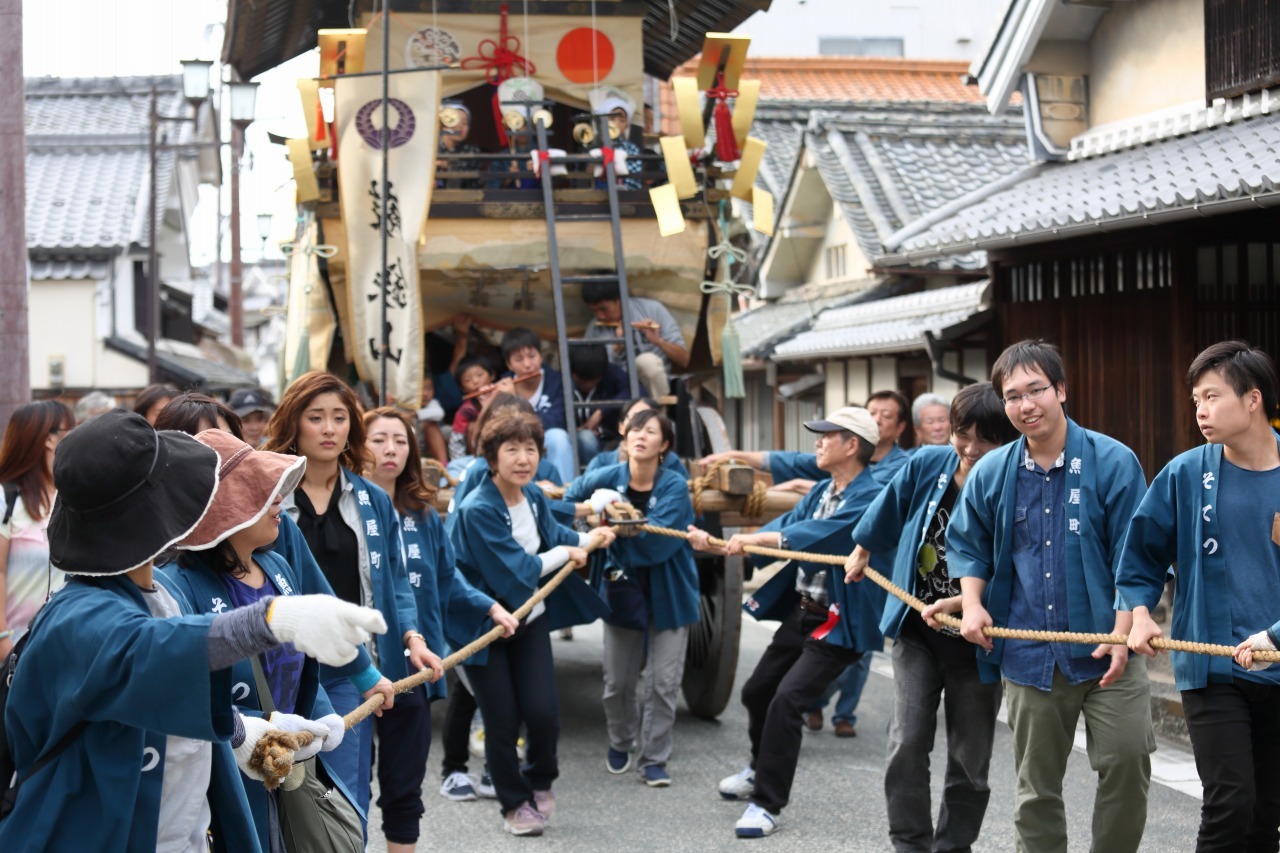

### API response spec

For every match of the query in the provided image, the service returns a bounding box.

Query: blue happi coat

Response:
[450,476,609,664]
[947,419,1147,683]
[563,462,700,631]
[744,469,886,651]
[1116,435,1280,690]
[445,456,575,537]
[0,575,260,852]
[155,550,361,850]
[851,444,961,639]
[584,448,689,477]
[768,444,909,486]
[278,469,420,682]
[398,505,495,697]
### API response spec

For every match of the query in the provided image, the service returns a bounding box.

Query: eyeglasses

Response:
[1003,385,1053,407]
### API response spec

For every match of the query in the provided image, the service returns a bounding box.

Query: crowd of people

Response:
[0,335,1278,851]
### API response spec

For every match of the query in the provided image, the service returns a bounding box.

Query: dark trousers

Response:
[885,614,1002,853]
[465,617,560,813]
[374,685,430,844]
[1183,678,1280,853]
[441,671,478,777]
[741,604,862,814]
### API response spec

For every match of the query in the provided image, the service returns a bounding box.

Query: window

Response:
[819,37,905,58]
[1205,0,1280,100]
[824,244,847,281]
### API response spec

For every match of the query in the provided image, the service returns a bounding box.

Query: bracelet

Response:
[0,630,11,641]
[403,630,426,648]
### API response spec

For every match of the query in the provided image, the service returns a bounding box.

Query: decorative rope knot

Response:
[699,278,756,299]
[281,242,338,259]
[707,240,748,266]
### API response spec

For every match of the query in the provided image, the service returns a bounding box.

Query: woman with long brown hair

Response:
[264,371,445,847]
[363,406,518,844]
[0,400,74,655]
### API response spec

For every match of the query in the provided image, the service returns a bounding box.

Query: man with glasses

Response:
[946,339,1154,853]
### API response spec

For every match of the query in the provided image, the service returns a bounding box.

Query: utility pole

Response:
[0,0,29,426]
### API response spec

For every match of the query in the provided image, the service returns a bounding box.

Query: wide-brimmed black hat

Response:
[48,409,220,575]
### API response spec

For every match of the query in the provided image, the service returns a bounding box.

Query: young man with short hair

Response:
[688,407,884,838]
[568,343,632,466]
[499,327,574,483]
[947,339,1153,853]
[1119,340,1280,853]
[581,281,688,398]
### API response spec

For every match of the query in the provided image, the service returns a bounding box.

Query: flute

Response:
[462,371,541,400]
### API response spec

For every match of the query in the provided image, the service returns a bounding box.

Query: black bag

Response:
[0,608,87,820]
[249,656,362,853]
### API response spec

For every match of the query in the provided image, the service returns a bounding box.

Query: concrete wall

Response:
[1089,0,1205,126]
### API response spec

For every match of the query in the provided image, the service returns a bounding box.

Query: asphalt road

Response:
[368,618,1202,851]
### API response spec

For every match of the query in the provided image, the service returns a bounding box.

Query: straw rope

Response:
[690,460,768,519]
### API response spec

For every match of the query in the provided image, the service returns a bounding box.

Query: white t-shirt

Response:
[1,494,67,641]
[141,584,213,853]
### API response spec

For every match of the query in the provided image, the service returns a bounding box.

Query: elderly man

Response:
[911,392,951,450]
[688,407,885,838]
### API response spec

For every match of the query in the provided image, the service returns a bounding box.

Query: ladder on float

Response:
[533,114,644,476]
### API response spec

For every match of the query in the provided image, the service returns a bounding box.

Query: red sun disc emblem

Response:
[556,28,615,83]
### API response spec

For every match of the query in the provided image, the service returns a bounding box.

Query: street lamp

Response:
[148,62,212,383]
[228,80,260,348]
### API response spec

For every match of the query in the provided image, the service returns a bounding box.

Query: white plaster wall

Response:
[1089,0,1205,127]
[29,279,97,390]
[845,357,870,406]
[824,360,846,414]
[870,356,898,396]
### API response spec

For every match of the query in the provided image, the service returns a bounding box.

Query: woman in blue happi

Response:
[582,396,689,477]
[450,410,615,836]
[0,410,387,852]
[842,383,1019,852]
[156,428,359,852]
[564,409,698,787]
[264,371,446,848]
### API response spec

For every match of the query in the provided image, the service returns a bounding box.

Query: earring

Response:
[344,441,350,451]
[289,444,297,454]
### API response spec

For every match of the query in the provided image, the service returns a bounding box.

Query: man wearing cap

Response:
[687,407,886,838]
[230,387,277,448]
[0,409,391,852]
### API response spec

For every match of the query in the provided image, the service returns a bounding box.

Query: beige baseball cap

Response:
[803,406,880,447]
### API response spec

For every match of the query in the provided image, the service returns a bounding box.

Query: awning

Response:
[881,107,1280,265]
[772,280,990,361]
[105,336,261,393]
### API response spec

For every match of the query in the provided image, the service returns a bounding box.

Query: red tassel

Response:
[314,97,328,144]
[809,603,840,641]
[713,97,739,162]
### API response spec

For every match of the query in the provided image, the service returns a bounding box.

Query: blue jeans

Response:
[323,678,375,833]
[806,653,873,725]
[543,428,573,484]
[577,429,602,467]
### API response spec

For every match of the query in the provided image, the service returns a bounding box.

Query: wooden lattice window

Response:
[1206,0,1280,100]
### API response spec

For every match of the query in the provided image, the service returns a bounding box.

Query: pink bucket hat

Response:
[178,429,306,550]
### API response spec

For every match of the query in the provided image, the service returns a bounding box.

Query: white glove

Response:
[267,595,387,666]
[588,488,625,515]
[1243,631,1277,671]
[234,715,275,781]
[267,712,328,761]
[314,713,345,753]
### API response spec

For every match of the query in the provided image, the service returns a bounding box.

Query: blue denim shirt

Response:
[1004,448,1110,690]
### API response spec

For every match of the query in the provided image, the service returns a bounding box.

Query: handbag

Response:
[250,656,363,853]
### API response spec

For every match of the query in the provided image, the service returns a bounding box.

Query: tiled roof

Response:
[772,280,990,360]
[735,278,907,358]
[803,102,1028,270]
[24,76,192,258]
[882,110,1280,263]
[105,335,260,392]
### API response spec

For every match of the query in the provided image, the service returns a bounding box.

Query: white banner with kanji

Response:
[334,72,441,408]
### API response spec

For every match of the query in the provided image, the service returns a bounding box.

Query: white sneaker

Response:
[735,803,780,838]
[476,770,497,799]
[718,766,755,800]
[438,771,478,801]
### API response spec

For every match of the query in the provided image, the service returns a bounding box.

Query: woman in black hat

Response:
[0,409,391,852]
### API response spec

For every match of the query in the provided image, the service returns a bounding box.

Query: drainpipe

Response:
[924,331,978,386]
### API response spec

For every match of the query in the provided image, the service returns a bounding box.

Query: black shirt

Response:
[293,485,362,606]
[916,478,961,638]
[625,484,654,596]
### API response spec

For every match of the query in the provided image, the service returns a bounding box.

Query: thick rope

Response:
[689,460,768,520]
[635,522,1280,662]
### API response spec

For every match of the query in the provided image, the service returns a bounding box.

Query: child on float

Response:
[362,406,521,808]
[449,411,616,836]
[563,409,699,787]
[843,382,1020,852]
[263,371,445,846]
[0,410,386,851]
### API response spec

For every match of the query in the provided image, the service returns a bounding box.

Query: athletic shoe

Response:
[503,802,546,836]
[438,771,477,801]
[718,766,755,800]
[476,770,497,799]
[606,747,632,774]
[641,765,671,787]
[469,727,485,759]
[533,788,555,821]
[517,736,527,762]
[735,803,780,838]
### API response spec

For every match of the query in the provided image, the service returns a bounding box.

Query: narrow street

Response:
[370,618,1202,851]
